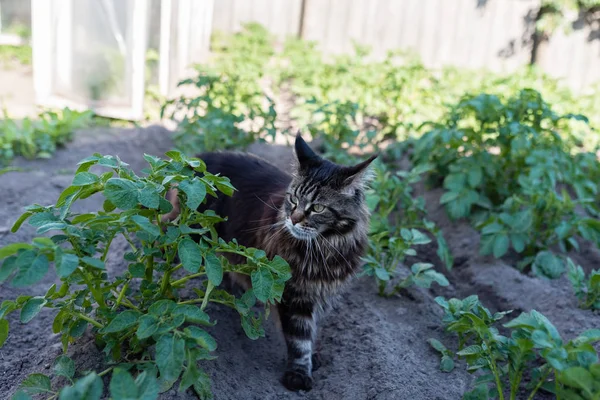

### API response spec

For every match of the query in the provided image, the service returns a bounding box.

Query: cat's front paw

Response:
[282,369,313,391]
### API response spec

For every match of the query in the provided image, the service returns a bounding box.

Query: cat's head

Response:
[283,133,377,241]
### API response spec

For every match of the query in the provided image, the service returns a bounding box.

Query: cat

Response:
[163,134,376,391]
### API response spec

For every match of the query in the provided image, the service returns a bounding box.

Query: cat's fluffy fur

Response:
[163,134,376,391]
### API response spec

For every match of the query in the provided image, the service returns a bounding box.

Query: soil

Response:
[1,126,599,400]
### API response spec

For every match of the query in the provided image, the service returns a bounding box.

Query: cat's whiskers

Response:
[318,233,352,269]
[254,194,279,212]
[314,235,329,273]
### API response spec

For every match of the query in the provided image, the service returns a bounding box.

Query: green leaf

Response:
[20,373,52,394]
[59,373,103,400]
[375,267,391,281]
[179,179,207,210]
[193,371,213,400]
[135,370,159,400]
[560,367,594,393]
[184,326,217,351]
[463,384,489,400]
[10,212,34,233]
[148,300,177,316]
[492,233,509,258]
[20,297,47,323]
[101,310,140,333]
[110,368,138,399]
[155,334,186,382]
[105,178,139,210]
[427,338,447,353]
[28,212,58,227]
[205,252,223,286]
[11,390,32,400]
[467,167,482,187]
[440,191,459,205]
[173,305,211,325]
[0,319,8,347]
[55,248,79,278]
[268,255,291,280]
[481,222,503,235]
[214,179,235,196]
[436,232,453,270]
[178,238,202,273]
[137,315,159,339]
[440,355,454,372]
[510,233,527,253]
[139,185,161,209]
[180,350,201,392]
[53,355,75,379]
[128,263,146,278]
[411,229,431,245]
[0,256,17,282]
[0,243,33,259]
[103,199,116,213]
[12,251,49,287]
[456,345,483,356]
[37,222,67,234]
[81,256,105,270]
[72,172,99,186]
[532,251,565,279]
[240,314,264,340]
[131,215,161,240]
[251,268,274,303]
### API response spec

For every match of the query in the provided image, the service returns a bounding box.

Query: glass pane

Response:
[0,0,31,38]
[50,0,139,107]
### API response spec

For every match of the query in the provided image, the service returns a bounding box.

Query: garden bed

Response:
[1,126,598,399]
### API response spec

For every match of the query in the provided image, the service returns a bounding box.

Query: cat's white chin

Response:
[285,219,318,241]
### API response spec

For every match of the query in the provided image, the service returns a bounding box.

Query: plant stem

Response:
[73,312,104,329]
[526,366,551,400]
[510,370,523,400]
[483,339,505,400]
[201,281,215,311]
[145,254,154,283]
[124,234,138,254]
[113,281,129,310]
[172,270,205,287]
[80,272,107,310]
[98,366,114,377]
[101,232,117,262]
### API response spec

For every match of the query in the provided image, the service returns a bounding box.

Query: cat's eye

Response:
[289,196,298,205]
[312,204,325,213]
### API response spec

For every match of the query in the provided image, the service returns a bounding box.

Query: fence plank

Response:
[211,0,600,90]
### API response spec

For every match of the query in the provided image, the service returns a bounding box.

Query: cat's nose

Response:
[290,211,304,225]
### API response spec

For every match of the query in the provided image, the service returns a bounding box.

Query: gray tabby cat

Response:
[164,134,376,391]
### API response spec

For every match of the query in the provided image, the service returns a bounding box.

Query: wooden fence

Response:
[211,0,600,92]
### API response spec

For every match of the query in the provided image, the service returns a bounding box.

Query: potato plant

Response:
[568,258,600,310]
[362,161,451,296]
[160,69,277,154]
[431,295,600,400]
[0,151,291,400]
[0,108,94,166]
[413,89,600,277]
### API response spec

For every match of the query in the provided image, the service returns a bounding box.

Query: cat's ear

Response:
[294,132,321,169]
[339,153,378,194]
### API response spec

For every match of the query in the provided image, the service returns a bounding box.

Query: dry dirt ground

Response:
[0,126,599,400]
